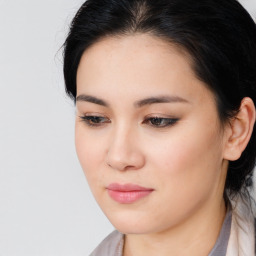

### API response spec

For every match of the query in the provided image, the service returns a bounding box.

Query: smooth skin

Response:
[75,33,255,256]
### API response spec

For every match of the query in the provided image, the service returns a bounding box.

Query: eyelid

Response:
[142,115,179,128]
[78,112,109,119]
[78,114,110,127]
[144,113,177,119]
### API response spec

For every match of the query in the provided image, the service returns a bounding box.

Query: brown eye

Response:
[79,115,110,127]
[144,117,179,128]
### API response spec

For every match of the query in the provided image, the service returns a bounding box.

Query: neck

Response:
[123,199,226,256]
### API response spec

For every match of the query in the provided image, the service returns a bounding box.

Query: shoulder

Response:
[89,230,124,256]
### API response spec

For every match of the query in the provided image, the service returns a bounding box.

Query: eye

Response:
[143,116,179,128]
[79,115,110,127]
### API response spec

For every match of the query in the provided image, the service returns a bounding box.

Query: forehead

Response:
[76,33,214,106]
[77,33,193,78]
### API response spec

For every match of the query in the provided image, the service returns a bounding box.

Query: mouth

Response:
[106,183,154,204]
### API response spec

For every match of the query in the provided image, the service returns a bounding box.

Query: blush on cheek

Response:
[75,136,106,187]
[156,126,221,191]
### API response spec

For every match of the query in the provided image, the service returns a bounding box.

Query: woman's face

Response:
[75,34,228,234]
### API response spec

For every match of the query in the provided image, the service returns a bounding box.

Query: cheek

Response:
[148,120,223,201]
[75,125,106,186]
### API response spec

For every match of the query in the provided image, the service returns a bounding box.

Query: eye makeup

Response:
[78,114,179,128]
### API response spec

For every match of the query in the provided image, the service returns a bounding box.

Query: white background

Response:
[0,1,255,255]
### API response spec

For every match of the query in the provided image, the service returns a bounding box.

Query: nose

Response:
[106,125,145,171]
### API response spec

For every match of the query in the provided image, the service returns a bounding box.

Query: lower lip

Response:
[107,189,153,204]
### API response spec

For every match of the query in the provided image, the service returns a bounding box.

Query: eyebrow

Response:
[76,94,190,107]
[76,94,109,107]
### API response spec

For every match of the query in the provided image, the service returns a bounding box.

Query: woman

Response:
[63,0,256,255]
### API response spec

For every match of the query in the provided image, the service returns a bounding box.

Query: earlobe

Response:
[223,97,256,161]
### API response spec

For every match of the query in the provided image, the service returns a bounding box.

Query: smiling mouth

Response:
[106,183,154,204]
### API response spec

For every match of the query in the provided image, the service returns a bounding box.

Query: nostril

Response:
[123,165,138,171]
[106,155,144,171]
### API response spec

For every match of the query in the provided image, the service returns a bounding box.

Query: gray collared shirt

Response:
[90,211,232,256]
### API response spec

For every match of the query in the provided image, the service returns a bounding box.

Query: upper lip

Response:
[107,183,154,192]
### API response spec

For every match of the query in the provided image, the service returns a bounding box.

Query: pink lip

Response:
[106,183,154,204]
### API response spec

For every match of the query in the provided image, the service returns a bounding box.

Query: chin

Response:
[114,223,153,235]
[105,210,163,235]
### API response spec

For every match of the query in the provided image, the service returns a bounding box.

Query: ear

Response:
[223,97,256,161]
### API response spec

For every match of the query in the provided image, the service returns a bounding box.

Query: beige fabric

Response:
[226,196,255,256]
[89,230,123,256]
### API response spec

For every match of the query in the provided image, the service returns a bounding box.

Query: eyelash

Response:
[79,115,179,128]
